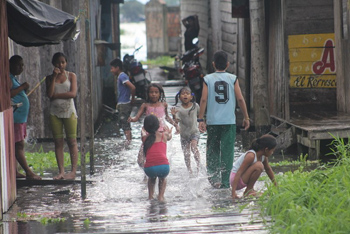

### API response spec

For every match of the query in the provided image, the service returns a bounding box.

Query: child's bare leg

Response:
[64,138,78,180]
[190,139,200,173]
[241,162,264,197]
[15,140,41,180]
[158,177,167,202]
[181,141,192,174]
[148,177,156,200]
[53,138,65,180]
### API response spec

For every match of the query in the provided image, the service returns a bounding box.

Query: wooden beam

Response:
[249,0,270,136]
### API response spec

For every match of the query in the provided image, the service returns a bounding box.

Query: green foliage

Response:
[121,0,145,22]
[258,137,350,233]
[40,217,66,225]
[23,145,90,176]
[84,218,91,228]
[142,56,174,68]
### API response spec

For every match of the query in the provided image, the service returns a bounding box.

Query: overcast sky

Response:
[137,0,149,4]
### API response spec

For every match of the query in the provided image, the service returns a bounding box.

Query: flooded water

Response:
[3,87,269,233]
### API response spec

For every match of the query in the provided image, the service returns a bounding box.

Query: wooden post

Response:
[88,1,95,175]
[80,0,90,199]
[249,0,270,136]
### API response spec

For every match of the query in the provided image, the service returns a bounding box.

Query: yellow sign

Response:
[288,33,336,88]
[290,75,336,88]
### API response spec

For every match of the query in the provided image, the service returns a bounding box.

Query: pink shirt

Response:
[145,105,166,131]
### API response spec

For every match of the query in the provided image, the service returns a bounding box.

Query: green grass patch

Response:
[22,146,90,176]
[141,56,174,68]
[258,136,350,233]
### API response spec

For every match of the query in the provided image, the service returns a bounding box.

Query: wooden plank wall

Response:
[0,0,10,112]
[285,0,335,115]
[334,0,350,113]
[9,0,102,139]
[267,0,289,119]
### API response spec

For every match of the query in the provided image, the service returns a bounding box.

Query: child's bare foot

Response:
[53,173,65,180]
[16,171,26,178]
[63,172,76,180]
[158,196,166,203]
[244,189,261,197]
[26,172,42,180]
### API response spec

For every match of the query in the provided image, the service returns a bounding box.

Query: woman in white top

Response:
[231,134,277,200]
[46,52,78,180]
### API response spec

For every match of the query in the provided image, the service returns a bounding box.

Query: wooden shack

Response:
[180,0,350,159]
[0,0,17,217]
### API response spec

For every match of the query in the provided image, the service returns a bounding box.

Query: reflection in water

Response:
[147,200,168,222]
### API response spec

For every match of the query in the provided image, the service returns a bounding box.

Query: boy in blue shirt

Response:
[198,51,250,188]
[10,55,41,180]
[110,58,136,146]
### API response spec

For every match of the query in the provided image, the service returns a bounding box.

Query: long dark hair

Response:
[143,115,160,155]
[173,86,196,115]
[146,83,166,103]
[250,134,277,152]
[51,52,67,65]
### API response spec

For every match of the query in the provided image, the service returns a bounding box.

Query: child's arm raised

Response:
[263,158,277,186]
[163,125,173,141]
[164,103,180,133]
[170,107,179,124]
[128,103,147,122]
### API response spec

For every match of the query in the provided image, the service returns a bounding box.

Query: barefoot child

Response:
[231,134,277,200]
[171,87,200,175]
[139,115,172,202]
[45,52,79,180]
[10,55,42,180]
[129,83,179,160]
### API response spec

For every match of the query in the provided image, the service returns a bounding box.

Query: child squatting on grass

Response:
[230,134,277,201]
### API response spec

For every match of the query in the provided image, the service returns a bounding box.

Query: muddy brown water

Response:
[2,87,272,233]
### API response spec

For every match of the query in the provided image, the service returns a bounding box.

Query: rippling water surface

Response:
[4,101,268,233]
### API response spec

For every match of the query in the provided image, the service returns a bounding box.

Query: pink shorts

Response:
[14,123,27,143]
[230,172,247,190]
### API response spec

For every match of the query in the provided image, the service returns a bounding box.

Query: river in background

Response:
[120,22,147,62]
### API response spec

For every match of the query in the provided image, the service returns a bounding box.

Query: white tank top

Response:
[231,150,265,173]
[50,71,77,118]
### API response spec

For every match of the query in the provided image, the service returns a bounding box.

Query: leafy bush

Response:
[258,136,350,233]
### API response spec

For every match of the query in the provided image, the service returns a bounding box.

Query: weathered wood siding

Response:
[267,0,288,119]
[145,0,168,59]
[0,0,16,216]
[285,0,335,114]
[334,0,350,113]
[9,0,104,139]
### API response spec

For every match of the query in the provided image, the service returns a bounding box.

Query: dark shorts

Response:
[144,165,170,178]
[117,103,132,131]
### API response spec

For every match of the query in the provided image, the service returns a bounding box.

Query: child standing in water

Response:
[171,87,200,175]
[128,83,179,132]
[45,52,79,180]
[231,134,277,201]
[140,115,172,202]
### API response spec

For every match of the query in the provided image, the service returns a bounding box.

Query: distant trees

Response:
[121,0,145,22]
[121,0,180,22]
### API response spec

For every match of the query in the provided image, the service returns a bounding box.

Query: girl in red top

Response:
[139,115,172,202]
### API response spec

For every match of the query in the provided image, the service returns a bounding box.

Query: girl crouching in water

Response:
[231,134,277,200]
[139,115,172,202]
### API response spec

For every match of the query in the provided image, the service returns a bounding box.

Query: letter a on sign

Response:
[312,40,335,74]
